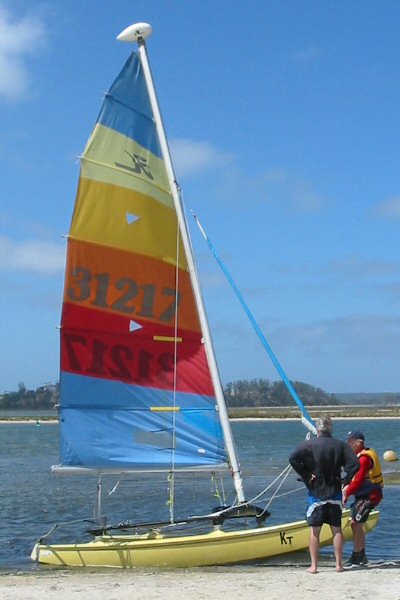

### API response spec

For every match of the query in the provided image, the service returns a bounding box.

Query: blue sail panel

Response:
[96,52,162,158]
[59,373,227,469]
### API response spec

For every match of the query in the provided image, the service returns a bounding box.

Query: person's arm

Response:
[342,443,360,485]
[289,444,313,485]
[344,454,372,500]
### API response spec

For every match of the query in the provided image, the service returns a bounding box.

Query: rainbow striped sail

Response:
[58,51,228,472]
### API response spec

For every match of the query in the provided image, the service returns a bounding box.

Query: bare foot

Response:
[307,567,318,574]
[336,565,344,573]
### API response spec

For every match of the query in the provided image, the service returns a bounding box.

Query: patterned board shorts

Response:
[351,498,374,523]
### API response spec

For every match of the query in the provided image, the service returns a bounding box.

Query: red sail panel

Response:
[61,303,213,396]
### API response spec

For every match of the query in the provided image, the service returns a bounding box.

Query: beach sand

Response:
[1,566,399,600]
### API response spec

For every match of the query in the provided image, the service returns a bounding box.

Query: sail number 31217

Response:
[67,267,181,323]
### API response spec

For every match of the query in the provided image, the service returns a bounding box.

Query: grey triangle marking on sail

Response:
[126,213,139,224]
[129,320,142,333]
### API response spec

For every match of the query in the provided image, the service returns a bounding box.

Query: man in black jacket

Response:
[289,416,359,573]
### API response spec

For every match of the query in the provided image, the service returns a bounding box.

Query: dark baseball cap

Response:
[347,430,365,441]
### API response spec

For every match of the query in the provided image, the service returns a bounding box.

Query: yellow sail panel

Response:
[63,238,201,332]
[69,177,188,269]
[82,124,174,210]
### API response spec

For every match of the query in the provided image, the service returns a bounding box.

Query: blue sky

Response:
[1,0,400,394]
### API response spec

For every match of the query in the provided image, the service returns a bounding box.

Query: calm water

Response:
[1,418,399,571]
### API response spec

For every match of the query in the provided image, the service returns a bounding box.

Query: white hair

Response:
[315,416,332,434]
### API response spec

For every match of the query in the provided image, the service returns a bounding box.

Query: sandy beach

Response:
[1,565,399,600]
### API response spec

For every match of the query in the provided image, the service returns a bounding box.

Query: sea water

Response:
[0,418,399,571]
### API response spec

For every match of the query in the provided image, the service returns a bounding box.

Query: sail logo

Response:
[115,150,154,180]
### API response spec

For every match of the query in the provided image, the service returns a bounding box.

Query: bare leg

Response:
[351,521,365,553]
[331,526,344,572]
[308,526,321,574]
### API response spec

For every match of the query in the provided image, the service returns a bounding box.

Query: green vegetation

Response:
[336,392,400,405]
[224,379,338,407]
[228,405,400,419]
[0,382,59,410]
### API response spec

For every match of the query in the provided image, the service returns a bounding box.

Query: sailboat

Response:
[31,22,378,568]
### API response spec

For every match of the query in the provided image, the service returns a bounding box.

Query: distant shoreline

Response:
[1,415,400,424]
[1,403,400,423]
[230,415,400,421]
[0,419,58,424]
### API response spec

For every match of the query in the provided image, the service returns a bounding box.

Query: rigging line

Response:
[245,464,293,505]
[94,474,102,523]
[191,210,317,435]
[107,481,120,496]
[167,203,182,524]
[208,464,294,516]
[210,472,224,504]
[265,485,304,501]
[249,432,310,508]
[219,473,227,505]
[265,465,293,510]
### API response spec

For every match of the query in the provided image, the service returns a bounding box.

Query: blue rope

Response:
[192,211,316,434]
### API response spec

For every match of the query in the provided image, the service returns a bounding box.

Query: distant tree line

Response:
[1,379,337,410]
[0,382,59,410]
[223,379,339,407]
[2,380,398,410]
[336,392,400,405]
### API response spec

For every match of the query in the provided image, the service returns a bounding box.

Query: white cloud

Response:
[0,235,65,273]
[374,196,400,219]
[290,182,325,212]
[170,138,325,213]
[272,313,400,360]
[0,5,46,100]
[324,256,400,281]
[170,138,232,177]
[216,165,326,213]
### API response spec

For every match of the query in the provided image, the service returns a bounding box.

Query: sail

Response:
[58,51,228,472]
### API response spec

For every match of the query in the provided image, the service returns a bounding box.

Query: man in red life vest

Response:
[342,430,383,566]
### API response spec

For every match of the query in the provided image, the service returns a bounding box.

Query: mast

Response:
[117,23,245,502]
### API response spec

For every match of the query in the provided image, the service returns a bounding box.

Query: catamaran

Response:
[31,22,378,568]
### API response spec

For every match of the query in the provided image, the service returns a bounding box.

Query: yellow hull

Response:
[31,509,379,568]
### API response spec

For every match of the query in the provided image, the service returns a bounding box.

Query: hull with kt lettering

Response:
[32,509,378,568]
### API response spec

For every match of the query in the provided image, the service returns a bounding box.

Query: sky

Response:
[1,0,400,395]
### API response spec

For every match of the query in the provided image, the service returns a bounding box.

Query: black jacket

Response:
[289,433,359,500]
